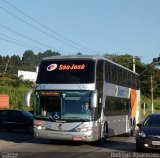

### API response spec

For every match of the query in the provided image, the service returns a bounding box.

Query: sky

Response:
[0,0,160,64]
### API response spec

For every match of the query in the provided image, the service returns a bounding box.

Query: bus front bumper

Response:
[34,128,97,142]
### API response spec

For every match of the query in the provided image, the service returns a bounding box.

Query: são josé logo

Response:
[47,63,85,71]
[46,64,58,71]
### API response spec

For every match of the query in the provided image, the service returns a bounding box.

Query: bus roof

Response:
[42,55,139,76]
[43,55,104,61]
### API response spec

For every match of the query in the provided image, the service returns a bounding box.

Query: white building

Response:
[18,70,38,82]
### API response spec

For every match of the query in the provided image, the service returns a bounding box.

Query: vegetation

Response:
[0,74,33,111]
[0,51,160,114]
[0,50,60,110]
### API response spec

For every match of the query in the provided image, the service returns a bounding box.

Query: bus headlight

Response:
[76,127,92,132]
[34,125,46,130]
[37,126,43,130]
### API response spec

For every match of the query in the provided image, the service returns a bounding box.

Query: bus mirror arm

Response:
[25,89,33,107]
[91,90,98,108]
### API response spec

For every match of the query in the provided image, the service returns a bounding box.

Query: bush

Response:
[0,74,33,110]
[0,86,32,110]
[154,99,160,110]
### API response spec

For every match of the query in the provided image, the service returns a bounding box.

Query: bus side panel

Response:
[130,89,136,118]
[130,89,140,125]
[103,82,131,137]
[136,89,141,125]
[106,115,128,137]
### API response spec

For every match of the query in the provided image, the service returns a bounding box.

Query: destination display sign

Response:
[47,63,85,71]
[37,59,95,84]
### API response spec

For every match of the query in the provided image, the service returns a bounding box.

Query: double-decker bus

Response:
[25,55,140,142]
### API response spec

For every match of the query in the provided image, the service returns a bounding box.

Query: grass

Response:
[0,86,32,111]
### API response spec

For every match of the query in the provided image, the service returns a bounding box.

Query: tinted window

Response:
[21,111,33,117]
[143,115,160,126]
[0,110,14,121]
[37,59,95,84]
[15,111,24,121]
[96,60,104,87]
[105,62,109,81]
[104,61,139,89]
[104,96,129,116]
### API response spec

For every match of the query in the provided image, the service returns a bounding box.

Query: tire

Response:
[99,122,108,143]
[103,122,108,138]
[136,142,144,152]
[124,118,135,137]
[91,122,108,146]
[131,118,136,136]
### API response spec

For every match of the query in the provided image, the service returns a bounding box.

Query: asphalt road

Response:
[0,131,159,158]
[0,130,137,158]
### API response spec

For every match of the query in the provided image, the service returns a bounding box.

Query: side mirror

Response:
[137,123,142,128]
[91,90,97,108]
[25,89,33,107]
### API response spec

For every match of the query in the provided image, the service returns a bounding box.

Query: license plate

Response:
[73,137,82,141]
[44,122,51,129]
[152,141,160,145]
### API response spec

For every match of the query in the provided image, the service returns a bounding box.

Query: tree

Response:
[22,50,35,64]
[36,50,60,65]
[104,54,134,70]
[10,55,21,65]
[77,52,82,55]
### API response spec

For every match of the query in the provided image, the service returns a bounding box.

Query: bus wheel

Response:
[124,118,135,137]
[91,122,108,145]
[103,122,108,139]
[100,122,108,143]
[131,118,136,136]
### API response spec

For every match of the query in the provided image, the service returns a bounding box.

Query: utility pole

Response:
[133,57,136,72]
[132,56,141,73]
[4,57,10,74]
[151,74,154,113]
[139,56,160,114]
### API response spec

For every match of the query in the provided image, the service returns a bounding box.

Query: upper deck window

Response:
[37,59,95,84]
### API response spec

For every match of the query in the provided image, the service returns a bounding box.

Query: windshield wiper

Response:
[34,115,54,121]
[67,117,85,122]
[46,115,54,121]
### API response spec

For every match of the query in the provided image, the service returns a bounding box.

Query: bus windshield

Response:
[36,59,95,84]
[34,90,93,122]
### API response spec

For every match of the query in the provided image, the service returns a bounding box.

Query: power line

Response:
[0,5,90,54]
[0,37,36,50]
[0,23,61,51]
[0,28,74,55]
[0,34,44,52]
[2,0,99,54]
